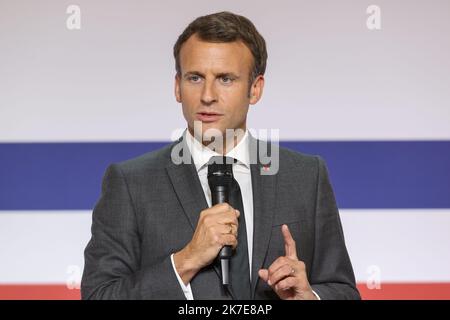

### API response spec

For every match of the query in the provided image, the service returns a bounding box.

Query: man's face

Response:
[175,34,263,141]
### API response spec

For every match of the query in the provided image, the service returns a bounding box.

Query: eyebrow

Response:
[183,71,240,79]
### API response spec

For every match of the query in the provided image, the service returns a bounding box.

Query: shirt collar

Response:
[184,128,251,173]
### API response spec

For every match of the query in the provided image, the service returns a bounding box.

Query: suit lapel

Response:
[166,160,207,231]
[165,135,235,299]
[249,136,278,299]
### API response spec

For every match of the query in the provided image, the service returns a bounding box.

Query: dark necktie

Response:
[208,156,252,300]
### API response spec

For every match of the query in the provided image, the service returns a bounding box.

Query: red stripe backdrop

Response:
[1,283,450,300]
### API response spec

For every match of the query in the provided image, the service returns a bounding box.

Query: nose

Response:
[200,79,218,106]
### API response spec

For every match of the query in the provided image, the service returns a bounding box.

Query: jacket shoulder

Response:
[277,144,323,171]
[113,141,177,175]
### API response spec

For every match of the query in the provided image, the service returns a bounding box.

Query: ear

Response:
[249,75,265,105]
[174,74,182,102]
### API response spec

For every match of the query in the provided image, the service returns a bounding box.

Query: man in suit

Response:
[81,11,360,300]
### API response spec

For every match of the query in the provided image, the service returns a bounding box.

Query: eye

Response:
[220,76,234,84]
[188,75,202,83]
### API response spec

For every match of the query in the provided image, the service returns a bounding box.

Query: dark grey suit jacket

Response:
[81,134,360,300]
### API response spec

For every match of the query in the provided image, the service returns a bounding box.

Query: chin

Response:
[202,126,225,139]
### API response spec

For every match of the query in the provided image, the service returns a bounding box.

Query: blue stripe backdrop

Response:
[0,141,449,210]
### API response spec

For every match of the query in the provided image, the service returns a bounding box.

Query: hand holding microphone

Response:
[173,203,239,286]
[173,156,238,286]
[207,159,235,285]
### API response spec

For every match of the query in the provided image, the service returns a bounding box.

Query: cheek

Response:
[223,91,249,117]
[180,82,201,100]
[180,88,200,110]
[236,105,250,122]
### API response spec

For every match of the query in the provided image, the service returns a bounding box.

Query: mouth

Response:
[196,112,224,123]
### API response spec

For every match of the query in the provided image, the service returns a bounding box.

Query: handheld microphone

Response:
[207,158,233,286]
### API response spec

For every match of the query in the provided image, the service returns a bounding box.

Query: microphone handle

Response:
[212,185,232,285]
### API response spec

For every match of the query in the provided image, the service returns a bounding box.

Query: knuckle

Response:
[268,265,276,275]
[279,257,288,264]
[269,272,277,282]
[202,215,210,224]
[221,203,231,210]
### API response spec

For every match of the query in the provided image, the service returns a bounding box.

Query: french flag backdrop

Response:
[1,0,449,299]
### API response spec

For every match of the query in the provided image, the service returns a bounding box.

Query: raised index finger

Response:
[282,224,298,259]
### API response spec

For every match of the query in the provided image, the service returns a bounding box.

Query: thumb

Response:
[258,269,269,282]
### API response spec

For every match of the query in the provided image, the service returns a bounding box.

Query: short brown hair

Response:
[173,11,267,85]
